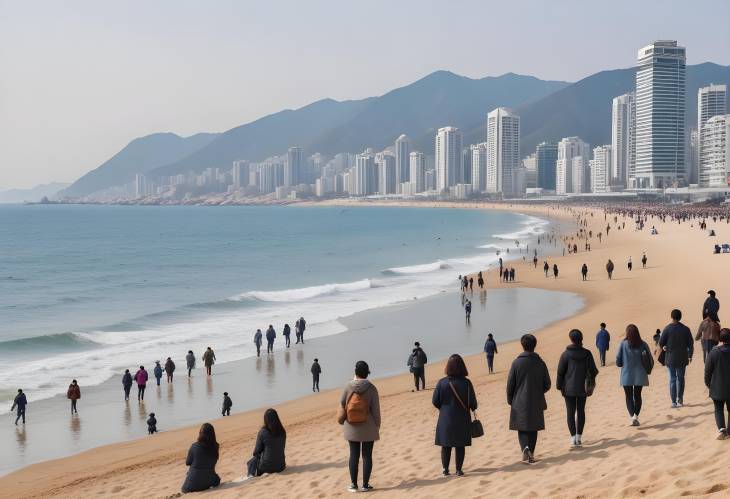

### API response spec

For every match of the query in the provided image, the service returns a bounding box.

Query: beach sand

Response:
[4,203,730,498]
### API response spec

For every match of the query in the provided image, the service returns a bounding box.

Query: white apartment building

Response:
[486,107,520,195]
[435,127,462,192]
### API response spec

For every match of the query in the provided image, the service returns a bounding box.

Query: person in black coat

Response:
[247,408,287,478]
[704,328,730,439]
[181,423,221,493]
[507,334,551,464]
[659,309,694,407]
[122,369,133,401]
[556,329,599,447]
[432,354,477,477]
[704,290,720,322]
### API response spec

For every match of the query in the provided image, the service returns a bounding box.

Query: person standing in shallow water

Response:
[506,334,551,464]
[186,350,196,377]
[222,392,232,416]
[266,325,276,354]
[484,334,498,374]
[556,330,598,447]
[464,300,472,323]
[202,347,216,376]
[67,379,81,414]
[153,361,163,386]
[433,354,478,477]
[283,323,291,348]
[11,389,27,425]
[122,369,133,401]
[616,324,653,426]
[704,328,730,440]
[254,329,263,357]
[165,357,176,383]
[311,358,322,392]
[135,365,148,401]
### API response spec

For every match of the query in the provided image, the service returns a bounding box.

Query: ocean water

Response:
[0,204,549,403]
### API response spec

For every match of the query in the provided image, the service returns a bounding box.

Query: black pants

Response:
[313,374,320,391]
[15,407,25,424]
[518,430,538,453]
[187,367,193,377]
[348,441,374,487]
[285,335,290,347]
[440,446,465,472]
[138,385,146,401]
[623,385,643,416]
[598,348,607,366]
[124,386,131,400]
[255,344,261,356]
[486,355,494,373]
[703,340,718,363]
[564,396,586,436]
[713,400,730,430]
[222,407,230,416]
[206,365,212,375]
[71,400,78,414]
[412,367,425,390]
[267,340,274,353]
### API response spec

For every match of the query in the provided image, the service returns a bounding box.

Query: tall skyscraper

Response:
[571,156,588,194]
[699,115,730,187]
[353,153,376,196]
[232,160,250,189]
[395,135,410,191]
[376,152,396,194]
[471,143,488,193]
[285,147,303,187]
[536,142,558,190]
[688,129,699,185]
[486,107,520,195]
[461,147,472,185]
[634,40,686,188]
[435,127,462,192]
[611,92,635,187]
[556,137,590,195]
[698,85,728,186]
[590,145,613,193]
[409,151,426,193]
[522,153,537,189]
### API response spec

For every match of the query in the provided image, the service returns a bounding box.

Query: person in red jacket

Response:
[67,379,81,414]
[135,365,149,401]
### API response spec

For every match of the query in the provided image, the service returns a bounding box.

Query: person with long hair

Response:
[616,324,653,426]
[507,334,551,464]
[181,423,221,493]
[246,408,287,477]
[556,330,598,447]
[432,354,478,476]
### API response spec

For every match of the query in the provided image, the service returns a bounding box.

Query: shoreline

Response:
[5,202,729,498]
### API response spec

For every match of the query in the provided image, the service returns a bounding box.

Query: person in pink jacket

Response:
[135,365,149,401]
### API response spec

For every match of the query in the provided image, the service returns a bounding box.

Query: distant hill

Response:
[0,182,70,204]
[62,132,217,198]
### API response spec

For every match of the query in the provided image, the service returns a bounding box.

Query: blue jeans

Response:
[667,365,686,404]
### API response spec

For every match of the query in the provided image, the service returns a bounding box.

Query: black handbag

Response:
[449,381,484,438]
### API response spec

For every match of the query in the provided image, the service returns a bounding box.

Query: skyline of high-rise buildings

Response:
[485,107,520,195]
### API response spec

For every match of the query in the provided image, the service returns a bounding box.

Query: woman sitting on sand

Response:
[181,423,221,493]
[246,408,287,478]
[432,354,478,476]
[615,325,653,427]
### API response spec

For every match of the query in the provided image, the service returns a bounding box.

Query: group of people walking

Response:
[253,317,307,357]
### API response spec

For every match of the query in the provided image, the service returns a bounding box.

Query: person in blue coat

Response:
[153,361,163,386]
[595,323,611,367]
[432,354,477,477]
[616,324,653,426]
[484,334,498,374]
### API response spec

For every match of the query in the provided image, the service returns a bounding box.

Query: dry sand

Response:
[4,203,730,498]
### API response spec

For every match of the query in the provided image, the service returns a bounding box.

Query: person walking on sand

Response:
[596,323,611,367]
[627,257,633,271]
[11,389,27,425]
[153,361,163,386]
[147,412,157,434]
[283,323,291,348]
[433,354,478,477]
[464,299,472,323]
[507,334,551,464]
[338,361,380,493]
[660,309,694,408]
[484,334,498,374]
[67,379,81,414]
[407,342,428,391]
[581,263,588,281]
[246,408,287,478]
[254,329,263,357]
[202,347,216,376]
[266,325,276,354]
[311,358,322,392]
[704,328,730,439]
[135,365,148,401]
[165,357,176,383]
[181,423,221,493]
[222,392,232,416]
[122,369,133,401]
[553,263,559,279]
[543,261,549,277]
[557,330,598,447]
[642,253,647,269]
[696,314,721,363]
[606,259,614,280]
[704,290,720,323]
[186,350,196,377]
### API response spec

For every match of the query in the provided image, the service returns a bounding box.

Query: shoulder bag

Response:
[448,381,484,438]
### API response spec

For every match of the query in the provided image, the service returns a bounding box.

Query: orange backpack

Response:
[346,392,368,424]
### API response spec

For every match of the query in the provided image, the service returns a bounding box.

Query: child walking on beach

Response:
[147,413,157,434]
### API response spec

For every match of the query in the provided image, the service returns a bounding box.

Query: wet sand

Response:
[0,286,582,475]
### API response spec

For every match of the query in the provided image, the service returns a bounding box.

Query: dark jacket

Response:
[154,365,163,379]
[556,345,598,397]
[254,331,262,346]
[186,352,196,369]
[409,348,428,369]
[222,395,233,410]
[122,372,133,388]
[165,359,175,374]
[703,296,720,322]
[659,322,694,367]
[147,415,157,430]
[253,427,286,473]
[484,339,498,356]
[67,384,81,400]
[506,352,551,431]
[181,442,220,493]
[432,376,477,447]
[266,328,276,342]
[311,362,321,376]
[12,393,27,410]
[596,329,610,351]
[705,344,730,401]
[283,324,291,337]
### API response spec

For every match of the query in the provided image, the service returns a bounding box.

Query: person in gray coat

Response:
[432,354,478,476]
[616,324,653,426]
[181,423,221,493]
[556,329,599,447]
[339,361,380,493]
[659,309,694,408]
[704,328,730,439]
[185,350,195,377]
[506,334,551,464]
[407,342,428,391]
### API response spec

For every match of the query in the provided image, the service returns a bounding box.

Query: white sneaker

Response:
[570,435,577,447]
[576,434,583,446]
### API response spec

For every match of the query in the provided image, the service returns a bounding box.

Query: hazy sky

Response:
[1,0,728,190]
